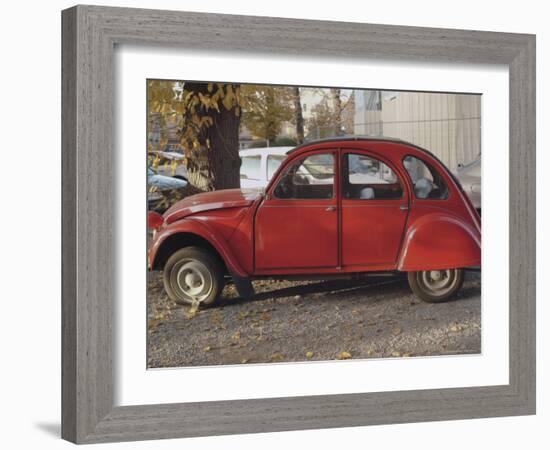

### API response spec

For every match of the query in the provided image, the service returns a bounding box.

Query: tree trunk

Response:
[331,88,343,136]
[293,87,305,144]
[182,83,241,191]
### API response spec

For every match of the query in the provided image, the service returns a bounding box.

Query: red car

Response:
[148,137,481,306]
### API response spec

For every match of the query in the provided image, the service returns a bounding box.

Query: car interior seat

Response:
[359,187,375,199]
[414,177,434,199]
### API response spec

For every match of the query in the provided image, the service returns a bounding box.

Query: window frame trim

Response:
[266,154,287,182]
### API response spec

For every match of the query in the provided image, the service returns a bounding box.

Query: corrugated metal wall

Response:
[355,92,481,171]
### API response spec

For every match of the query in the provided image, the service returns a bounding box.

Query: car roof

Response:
[286,135,407,154]
[239,146,294,157]
[288,135,445,163]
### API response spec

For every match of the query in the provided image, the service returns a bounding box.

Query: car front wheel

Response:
[407,268,464,303]
[163,247,224,306]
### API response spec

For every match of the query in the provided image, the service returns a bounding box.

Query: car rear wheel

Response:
[407,269,464,303]
[163,247,224,306]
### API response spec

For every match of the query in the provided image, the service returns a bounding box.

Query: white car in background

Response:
[239,147,293,188]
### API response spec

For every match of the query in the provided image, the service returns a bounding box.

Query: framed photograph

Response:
[62,5,536,444]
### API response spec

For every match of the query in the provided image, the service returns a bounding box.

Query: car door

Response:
[341,150,409,267]
[254,151,338,271]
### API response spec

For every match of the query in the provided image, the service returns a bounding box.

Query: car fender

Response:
[397,213,481,271]
[149,218,249,278]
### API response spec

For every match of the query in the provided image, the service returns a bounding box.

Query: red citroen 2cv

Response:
[148,137,481,306]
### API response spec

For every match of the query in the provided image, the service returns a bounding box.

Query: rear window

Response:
[403,155,449,200]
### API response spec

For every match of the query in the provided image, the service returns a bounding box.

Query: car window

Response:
[267,155,286,180]
[403,155,449,199]
[344,154,403,200]
[273,153,334,199]
[240,155,261,180]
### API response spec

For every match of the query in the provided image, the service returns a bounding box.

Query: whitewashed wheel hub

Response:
[176,260,213,302]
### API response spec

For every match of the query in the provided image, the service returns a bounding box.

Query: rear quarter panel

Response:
[398,202,481,271]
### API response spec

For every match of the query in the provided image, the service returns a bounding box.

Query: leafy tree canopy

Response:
[240,85,294,143]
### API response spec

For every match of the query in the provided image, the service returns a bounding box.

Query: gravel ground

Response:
[147,271,481,368]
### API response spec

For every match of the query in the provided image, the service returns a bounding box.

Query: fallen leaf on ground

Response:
[270,352,285,362]
[391,351,402,357]
[392,326,403,336]
[210,312,222,325]
[336,351,352,360]
[186,301,200,319]
[148,319,162,330]
[306,351,314,359]
[203,346,211,352]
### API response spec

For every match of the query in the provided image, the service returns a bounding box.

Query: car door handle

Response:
[400,205,409,211]
[325,206,337,212]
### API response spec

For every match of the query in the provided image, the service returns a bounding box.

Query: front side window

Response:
[240,155,261,181]
[343,153,403,200]
[273,153,334,199]
[403,155,449,199]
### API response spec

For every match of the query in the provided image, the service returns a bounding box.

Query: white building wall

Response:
[355,91,481,170]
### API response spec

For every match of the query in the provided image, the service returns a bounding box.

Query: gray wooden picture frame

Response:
[61,5,536,444]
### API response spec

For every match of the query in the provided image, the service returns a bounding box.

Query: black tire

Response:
[163,247,225,306]
[407,268,464,303]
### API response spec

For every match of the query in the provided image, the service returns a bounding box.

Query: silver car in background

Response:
[148,167,188,212]
[455,156,481,212]
[148,150,189,180]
